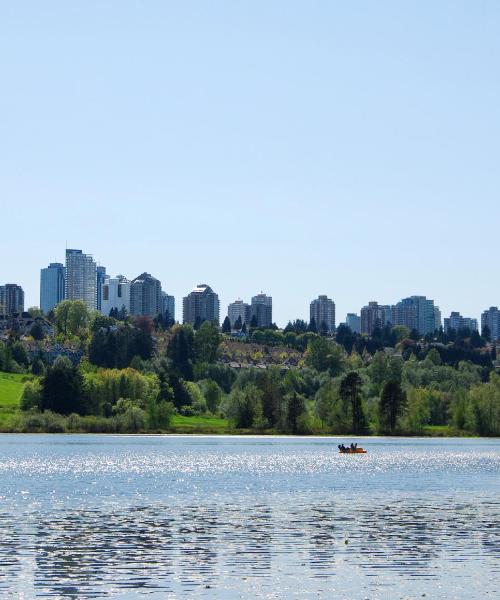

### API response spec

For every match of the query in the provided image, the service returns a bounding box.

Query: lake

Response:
[0,435,498,598]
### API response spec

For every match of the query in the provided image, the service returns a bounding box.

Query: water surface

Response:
[0,435,498,598]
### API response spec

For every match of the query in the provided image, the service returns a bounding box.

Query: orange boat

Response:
[338,446,367,454]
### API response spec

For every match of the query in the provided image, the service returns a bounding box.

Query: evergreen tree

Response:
[42,356,85,415]
[117,307,128,321]
[308,317,317,333]
[222,316,231,334]
[30,322,45,341]
[285,392,306,433]
[234,315,242,331]
[379,380,407,432]
[292,319,308,334]
[339,371,366,434]
[163,310,174,328]
[31,357,45,376]
[167,325,195,379]
[335,324,356,353]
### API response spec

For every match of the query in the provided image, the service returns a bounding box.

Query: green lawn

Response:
[0,372,26,429]
[170,414,230,433]
[422,424,473,437]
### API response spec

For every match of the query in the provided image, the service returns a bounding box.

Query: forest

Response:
[0,300,499,436]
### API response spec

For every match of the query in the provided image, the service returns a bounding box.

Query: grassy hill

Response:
[0,372,27,429]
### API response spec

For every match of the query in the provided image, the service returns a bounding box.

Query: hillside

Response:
[0,372,27,429]
[219,339,303,368]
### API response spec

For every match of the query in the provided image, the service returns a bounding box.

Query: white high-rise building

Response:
[101,275,131,316]
[65,249,97,310]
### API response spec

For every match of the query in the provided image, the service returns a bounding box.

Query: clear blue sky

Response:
[1,1,499,325]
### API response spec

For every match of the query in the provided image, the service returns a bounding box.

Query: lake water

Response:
[0,435,498,599]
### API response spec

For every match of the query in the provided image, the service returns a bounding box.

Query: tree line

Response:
[0,300,497,436]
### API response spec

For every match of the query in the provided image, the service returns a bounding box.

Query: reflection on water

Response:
[0,435,498,598]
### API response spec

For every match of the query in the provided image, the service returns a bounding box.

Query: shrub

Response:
[21,411,67,433]
[118,407,146,433]
[21,380,43,411]
[147,400,175,430]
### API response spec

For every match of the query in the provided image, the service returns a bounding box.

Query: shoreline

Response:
[0,428,491,438]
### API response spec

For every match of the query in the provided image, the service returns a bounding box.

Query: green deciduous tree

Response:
[468,373,500,436]
[393,325,411,342]
[11,342,29,368]
[147,399,175,430]
[194,321,221,364]
[201,379,222,413]
[224,383,264,429]
[21,379,43,411]
[55,300,91,337]
[403,388,431,432]
[305,337,345,376]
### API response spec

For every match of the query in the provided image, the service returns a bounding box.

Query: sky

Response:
[0,1,499,326]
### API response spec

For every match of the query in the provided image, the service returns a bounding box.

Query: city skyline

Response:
[2,243,497,332]
[11,253,499,327]
[1,3,499,328]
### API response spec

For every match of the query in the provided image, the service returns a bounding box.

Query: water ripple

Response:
[0,435,498,599]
